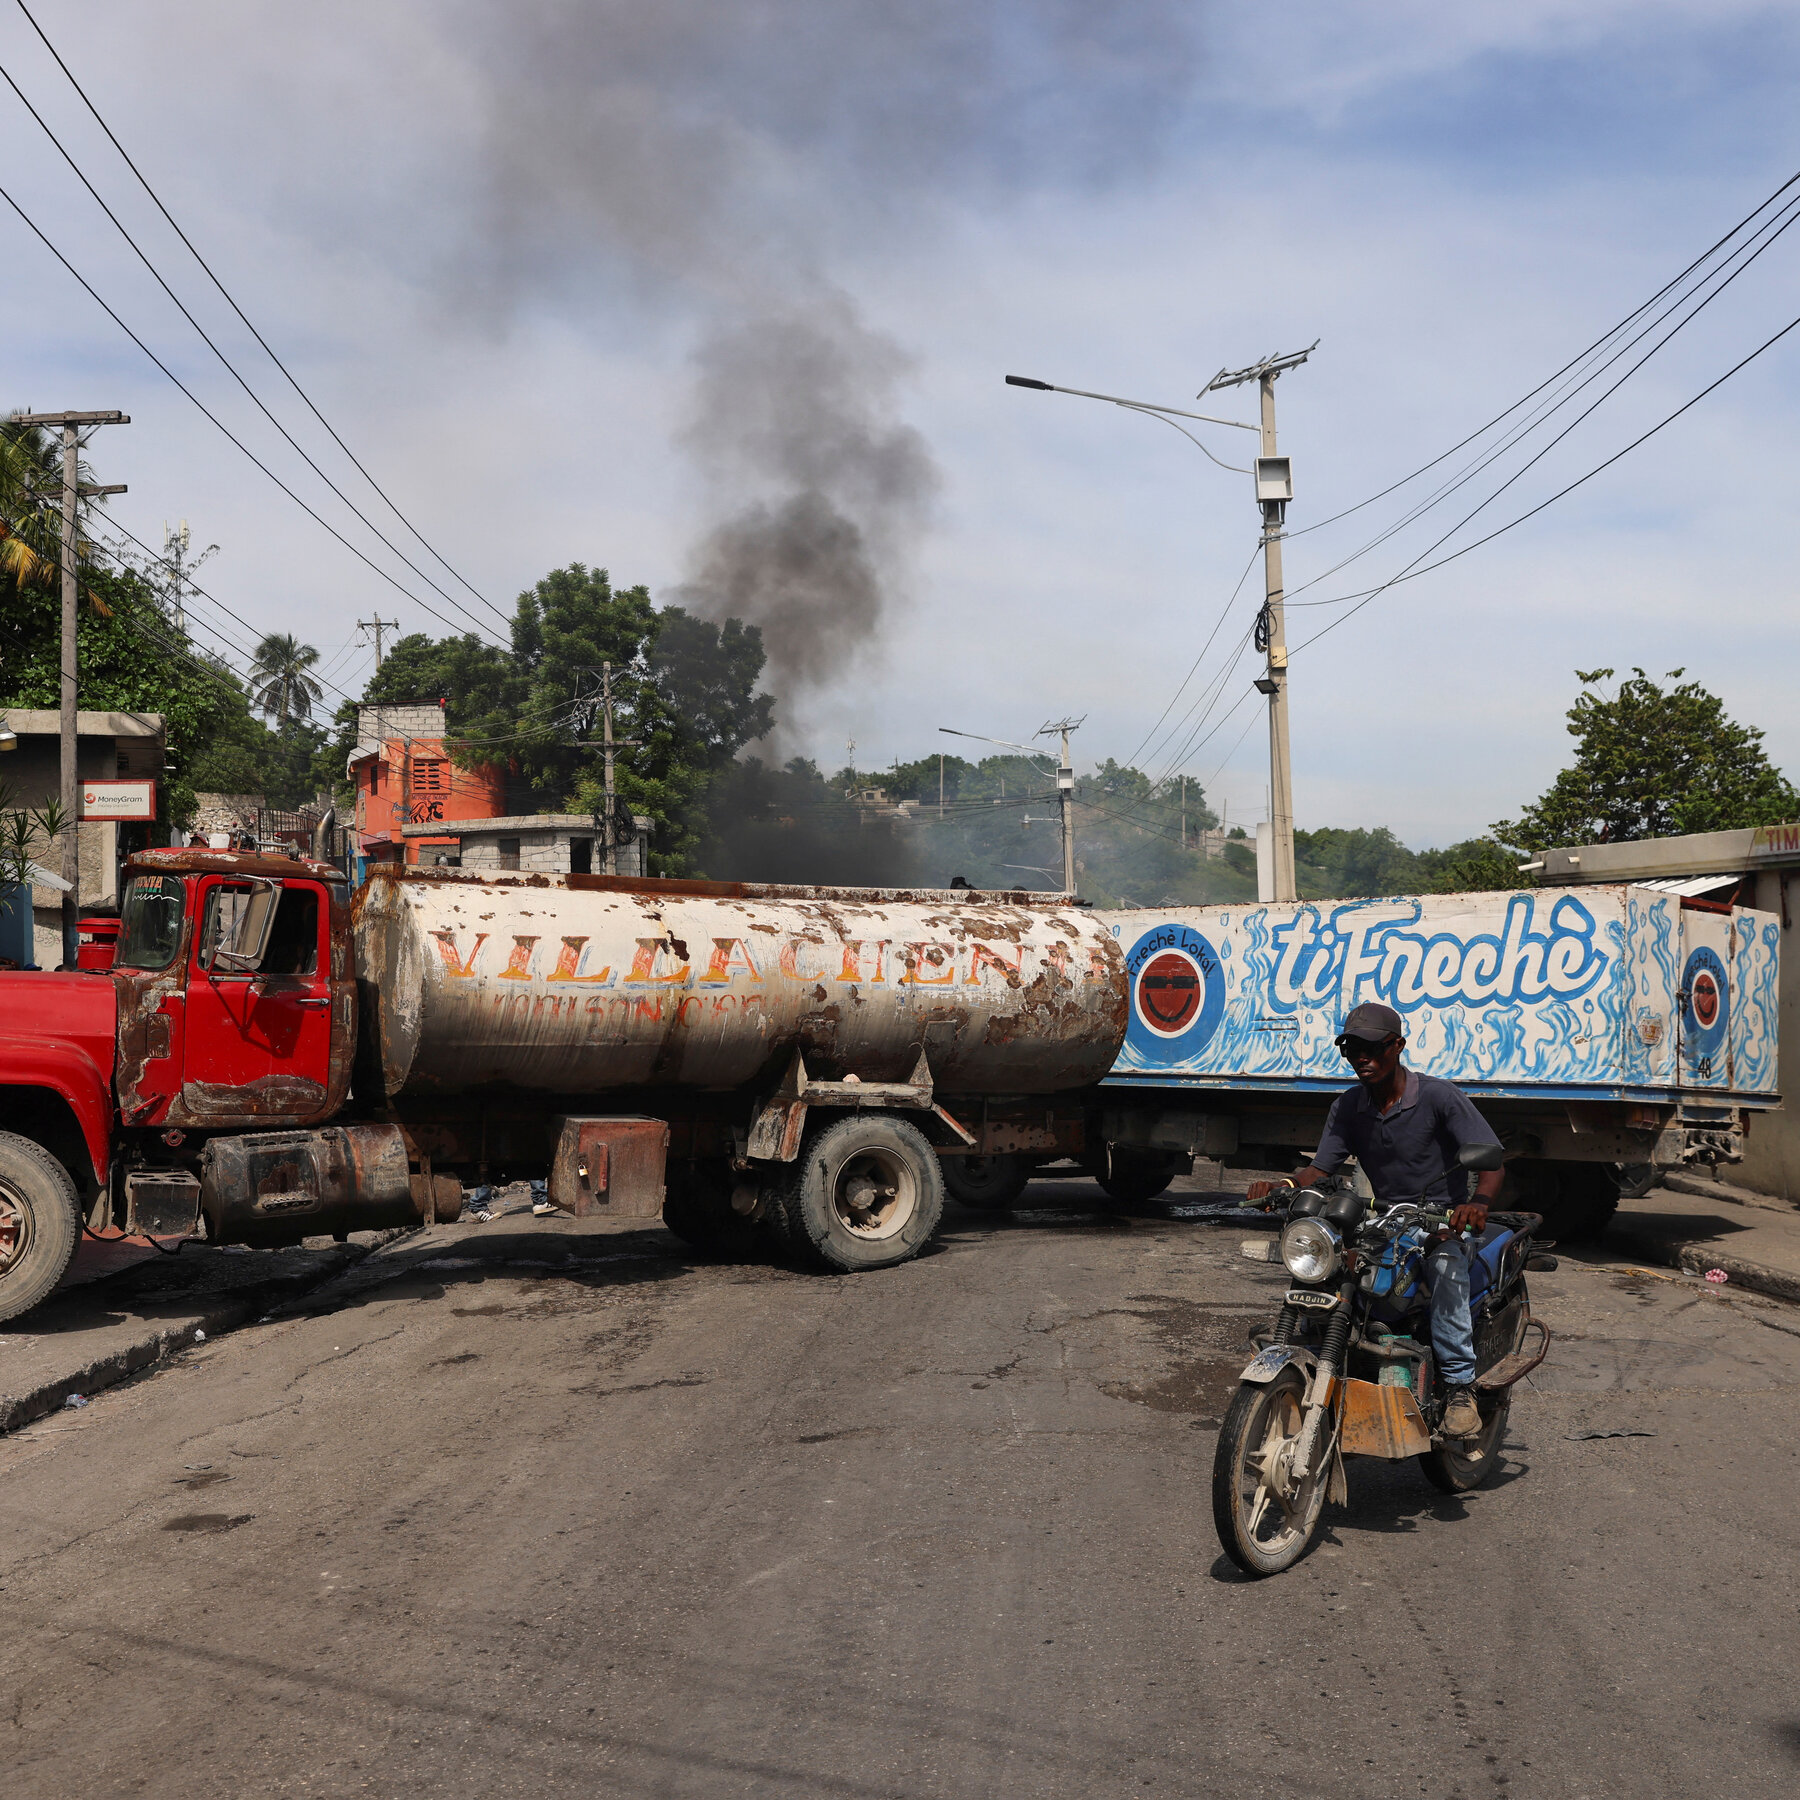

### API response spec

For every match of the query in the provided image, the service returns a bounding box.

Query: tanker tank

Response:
[353,869,1128,1103]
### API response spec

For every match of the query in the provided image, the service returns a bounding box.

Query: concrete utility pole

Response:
[15,409,128,966]
[1038,716,1083,894]
[357,615,400,668]
[1203,344,1314,903]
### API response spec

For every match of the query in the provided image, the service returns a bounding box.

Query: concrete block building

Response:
[0,708,165,967]
[402,813,653,876]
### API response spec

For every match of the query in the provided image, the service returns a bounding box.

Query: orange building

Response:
[347,701,505,870]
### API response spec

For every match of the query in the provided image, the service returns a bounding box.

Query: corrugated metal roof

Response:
[1633,874,1744,897]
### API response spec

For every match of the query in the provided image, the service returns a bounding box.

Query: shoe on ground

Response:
[1443,1386,1482,1438]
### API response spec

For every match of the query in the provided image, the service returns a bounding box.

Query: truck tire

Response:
[1505,1158,1618,1242]
[1097,1147,1186,1207]
[662,1161,761,1261]
[940,1153,1030,1212]
[770,1115,945,1273]
[0,1131,83,1325]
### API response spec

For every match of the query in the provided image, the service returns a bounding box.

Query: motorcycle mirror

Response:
[1458,1141,1504,1173]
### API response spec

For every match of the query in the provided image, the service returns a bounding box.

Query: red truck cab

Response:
[110,849,356,1131]
[0,849,357,1324]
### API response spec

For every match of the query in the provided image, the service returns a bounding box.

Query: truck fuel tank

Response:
[200,1123,419,1247]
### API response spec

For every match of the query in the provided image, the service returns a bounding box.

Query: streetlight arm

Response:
[938,726,1055,767]
[1003,375,1256,431]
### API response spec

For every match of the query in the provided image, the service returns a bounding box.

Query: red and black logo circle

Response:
[1691,967,1720,1029]
[1137,950,1203,1035]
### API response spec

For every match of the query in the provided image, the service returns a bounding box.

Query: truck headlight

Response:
[1280,1217,1341,1283]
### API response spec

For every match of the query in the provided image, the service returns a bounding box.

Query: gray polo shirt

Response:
[1312,1069,1501,1204]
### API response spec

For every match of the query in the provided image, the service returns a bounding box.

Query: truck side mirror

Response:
[1457,1141,1504,1173]
[204,879,281,972]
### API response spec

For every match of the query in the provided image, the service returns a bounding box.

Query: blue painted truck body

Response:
[1092,888,1777,1203]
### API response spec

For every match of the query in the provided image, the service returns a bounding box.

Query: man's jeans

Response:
[1424,1236,1478,1388]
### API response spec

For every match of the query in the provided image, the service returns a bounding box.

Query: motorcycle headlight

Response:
[1280,1217,1342,1283]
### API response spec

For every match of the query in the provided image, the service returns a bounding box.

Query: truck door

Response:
[179,875,335,1122]
[1678,904,1733,1091]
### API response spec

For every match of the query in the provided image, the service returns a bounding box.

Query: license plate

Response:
[1286,1288,1339,1310]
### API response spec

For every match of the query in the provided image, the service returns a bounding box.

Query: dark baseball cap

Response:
[1336,1003,1403,1045]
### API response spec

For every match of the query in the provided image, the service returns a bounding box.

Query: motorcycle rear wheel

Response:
[1212,1370,1331,1577]
[1419,1392,1511,1493]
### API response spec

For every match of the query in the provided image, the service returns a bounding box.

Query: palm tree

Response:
[250,633,324,725]
[1,417,72,595]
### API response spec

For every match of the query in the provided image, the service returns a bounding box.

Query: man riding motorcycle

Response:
[1247,1002,1504,1439]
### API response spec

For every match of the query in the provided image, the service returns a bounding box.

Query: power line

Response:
[1285,164,1800,543]
[10,0,508,628]
[1121,537,1262,770]
[0,52,510,648]
[0,176,508,649]
[1290,302,1800,657]
[1274,183,1800,612]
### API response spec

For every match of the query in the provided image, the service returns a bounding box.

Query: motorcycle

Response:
[1212,1143,1552,1577]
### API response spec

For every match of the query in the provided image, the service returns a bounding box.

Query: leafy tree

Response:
[0,417,86,598]
[1293,826,1420,897]
[886,752,974,806]
[1416,837,1523,893]
[333,566,776,875]
[1495,668,1799,851]
[249,633,324,725]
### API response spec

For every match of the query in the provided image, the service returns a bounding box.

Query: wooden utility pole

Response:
[15,410,128,966]
[597,662,640,876]
[357,615,400,668]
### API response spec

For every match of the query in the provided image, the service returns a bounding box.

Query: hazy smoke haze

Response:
[449,2,1207,725]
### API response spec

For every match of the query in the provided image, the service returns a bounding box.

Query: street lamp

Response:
[1005,347,1315,902]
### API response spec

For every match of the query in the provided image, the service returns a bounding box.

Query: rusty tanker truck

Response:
[0,850,1780,1323]
[0,851,1130,1321]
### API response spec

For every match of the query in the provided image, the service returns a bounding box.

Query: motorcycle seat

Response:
[1466,1223,1517,1301]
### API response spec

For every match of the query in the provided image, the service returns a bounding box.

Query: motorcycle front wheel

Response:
[1420,1391,1511,1493]
[1211,1370,1331,1577]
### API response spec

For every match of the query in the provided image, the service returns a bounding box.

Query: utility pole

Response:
[15,409,128,967]
[1180,774,1187,849]
[938,752,945,819]
[585,663,642,877]
[357,615,400,668]
[1037,716,1083,894]
[1204,344,1314,904]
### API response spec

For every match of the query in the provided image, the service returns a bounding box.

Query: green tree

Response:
[331,567,776,875]
[249,633,324,725]
[1495,668,1799,851]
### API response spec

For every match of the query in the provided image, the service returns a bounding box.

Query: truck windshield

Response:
[115,874,186,970]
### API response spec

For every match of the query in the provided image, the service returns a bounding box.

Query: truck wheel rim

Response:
[830,1148,917,1241]
[0,1182,31,1275]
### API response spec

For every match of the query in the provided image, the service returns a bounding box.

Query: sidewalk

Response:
[1605,1183,1800,1304]
[0,1238,382,1435]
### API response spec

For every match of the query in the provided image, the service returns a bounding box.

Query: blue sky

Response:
[3,2,1798,845]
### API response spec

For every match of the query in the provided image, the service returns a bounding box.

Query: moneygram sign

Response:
[80,780,156,821]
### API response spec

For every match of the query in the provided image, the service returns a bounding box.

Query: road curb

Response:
[1656,1171,1799,1215]
[0,1250,370,1437]
[1603,1221,1800,1306]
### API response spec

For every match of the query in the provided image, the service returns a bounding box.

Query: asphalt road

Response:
[2,1180,1798,1800]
